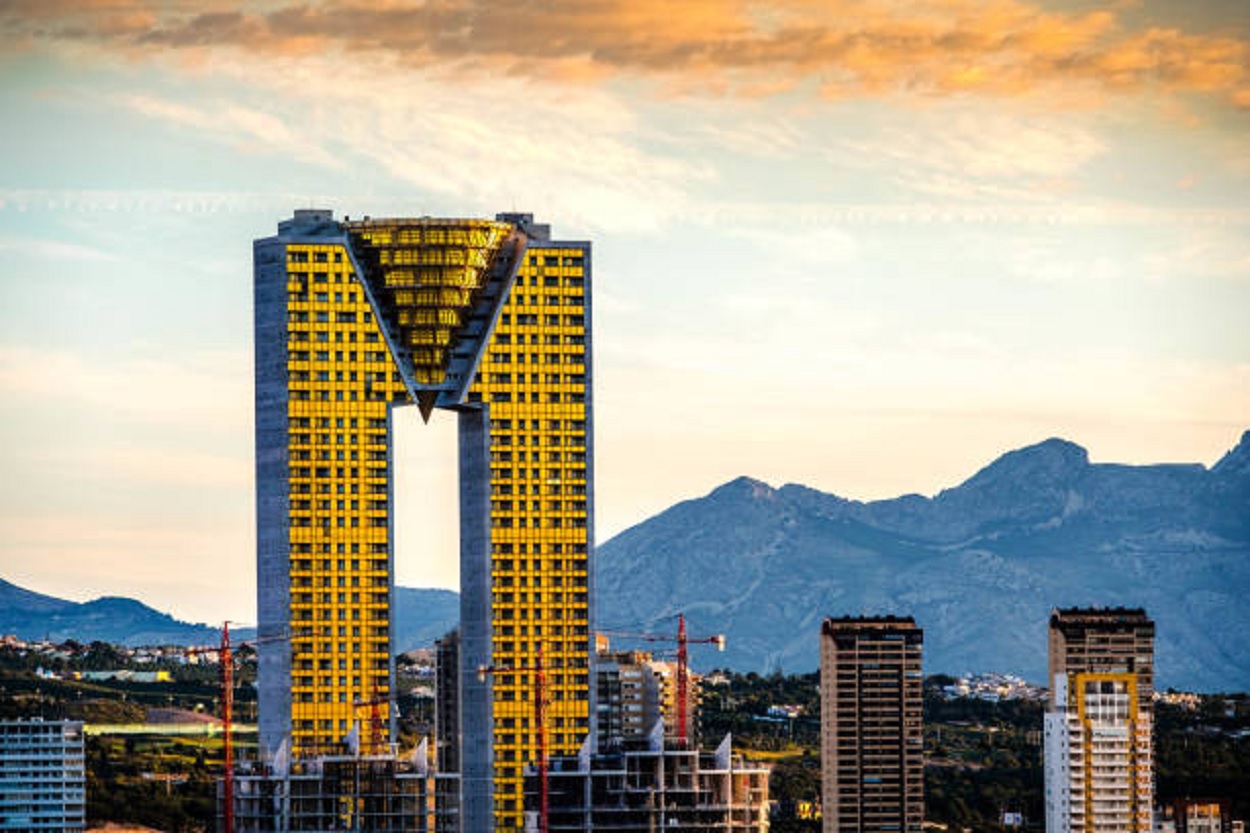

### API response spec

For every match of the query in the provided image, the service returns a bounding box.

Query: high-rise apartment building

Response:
[254,210,593,831]
[434,628,461,831]
[0,719,85,832]
[435,628,461,775]
[1044,607,1154,833]
[595,648,699,750]
[1047,606,1154,708]
[819,616,924,833]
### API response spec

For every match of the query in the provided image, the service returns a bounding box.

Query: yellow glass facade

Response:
[268,217,591,830]
[472,244,591,829]
[283,241,405,756]
[347,219,515,386]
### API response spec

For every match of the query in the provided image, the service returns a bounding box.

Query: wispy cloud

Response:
[108,51,713,232]
[0,234,118,262]
[823,109,1110,204]
[0,345,251,429]
[5,0,1249,108]
[114,93,345,170]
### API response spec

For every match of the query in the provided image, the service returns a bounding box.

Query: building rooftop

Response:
[1050,607,1154,629]
[822,615,921,635]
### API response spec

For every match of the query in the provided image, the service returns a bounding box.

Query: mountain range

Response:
[3,432,1247,690]
[596,431,1250,691]
[0,580,457,654]
[0,579,231,647]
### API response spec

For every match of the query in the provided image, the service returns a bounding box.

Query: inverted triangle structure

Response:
[346,218,528,414]
[415,390,439,424]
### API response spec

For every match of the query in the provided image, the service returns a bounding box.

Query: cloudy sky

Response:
[1,0,1247,626]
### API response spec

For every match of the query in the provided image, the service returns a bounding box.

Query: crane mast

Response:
[187,623,304,833]
[479,645,551,833]
[601,612,725,748]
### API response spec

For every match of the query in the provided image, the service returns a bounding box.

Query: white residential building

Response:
[1045,608,1154,833]
[0,719,86,832]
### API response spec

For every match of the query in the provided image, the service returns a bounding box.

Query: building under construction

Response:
[536,735,770,832]
[228,752,458,832]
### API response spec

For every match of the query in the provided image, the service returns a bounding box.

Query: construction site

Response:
[228,753,456,833]
[236,210,770,832]
[212,612,771,832]
[539,736,771,832]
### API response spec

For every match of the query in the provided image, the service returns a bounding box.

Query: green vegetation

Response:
[86,734,223,833]
[1155,694,1250,820]
[701,670,822,748]
[702,670,1250,831]
[394,651,437,750]
[701,670,823,833]
[1,641,253,831]
[922,692,1045,830]
[5,646,1249,831]
[0,640,247,722]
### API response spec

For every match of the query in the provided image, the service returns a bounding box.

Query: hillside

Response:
[393,587,459,649]
[0,578,460,654]
[597,432,1250,691]
[0,580,227,646]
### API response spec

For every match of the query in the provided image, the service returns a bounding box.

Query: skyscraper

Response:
[819,616,924,833]
[253,210,593,831]
[595,648,700,749]
[1044,607,1154,833]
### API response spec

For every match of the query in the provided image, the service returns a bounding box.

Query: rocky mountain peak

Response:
[959,437,1089,492]
[597,431,1250,691]
[1213,429,1250,479]
[708,476,777,502]
[902,438,1094,537]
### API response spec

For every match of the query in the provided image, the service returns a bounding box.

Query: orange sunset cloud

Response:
[2,0,1247,108]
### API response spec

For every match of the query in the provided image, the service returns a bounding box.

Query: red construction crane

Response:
[185,623,238,833]
[352,680,389,756]
[601,613,725,747]
[478,644,551,833]
[186,623,305,833]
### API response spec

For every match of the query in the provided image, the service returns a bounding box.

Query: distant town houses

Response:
[937,672,1047,702]
[0,634,223,675]
[766,704,805,720]
[1157,690,1202,710]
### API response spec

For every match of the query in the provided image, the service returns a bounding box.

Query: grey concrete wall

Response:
[458,405,494,833]
[253,236,292,760]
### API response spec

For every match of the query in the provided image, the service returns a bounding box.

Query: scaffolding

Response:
[534,736,770,832]
[228,754,458,833]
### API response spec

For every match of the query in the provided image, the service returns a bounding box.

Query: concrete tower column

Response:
[458,405,494,832]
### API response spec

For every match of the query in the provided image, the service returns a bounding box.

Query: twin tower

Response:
[253,210,593,831]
